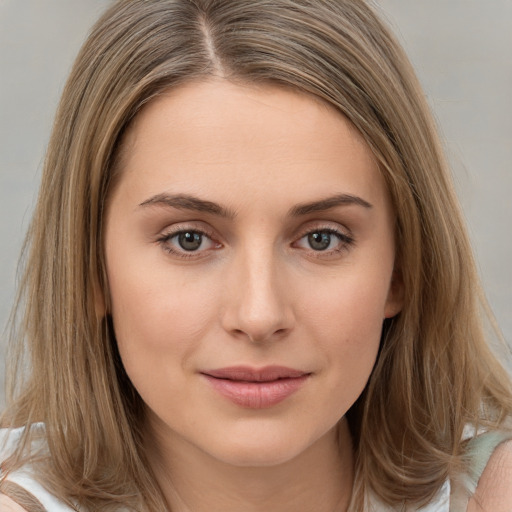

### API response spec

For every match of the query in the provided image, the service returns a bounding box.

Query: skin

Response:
[2,80,512,512]
[0,496,26,512]
[467,441,512,511]
[3,445,512,512]
[103,79,403,511]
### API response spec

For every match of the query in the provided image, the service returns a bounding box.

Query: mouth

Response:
[200,366,311,409]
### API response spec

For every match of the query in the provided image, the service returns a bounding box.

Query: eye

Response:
[307,232,335,251]
[294,228,354,254]
[176,231,204,251]
[157,227,221,258]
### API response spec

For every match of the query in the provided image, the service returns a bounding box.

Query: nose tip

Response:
[231,304,290,344]
[227,286,292,343]
[221,254,293,343]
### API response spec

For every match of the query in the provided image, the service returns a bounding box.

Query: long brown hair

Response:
[2,1,511,510]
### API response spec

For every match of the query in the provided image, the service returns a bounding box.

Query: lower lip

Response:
[202,375,309,409]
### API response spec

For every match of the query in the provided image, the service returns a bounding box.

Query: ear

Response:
[384,266,404,319]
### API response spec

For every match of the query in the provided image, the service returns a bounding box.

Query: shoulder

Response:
[0,493,30,512]
[467,439,512,511]
[1,424,75,512]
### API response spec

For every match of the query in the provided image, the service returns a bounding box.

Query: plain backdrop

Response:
[1,0,511,406]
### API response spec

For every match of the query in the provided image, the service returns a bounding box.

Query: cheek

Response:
[301,268,391,339]
[107,266,222,416]
[297,270,390,401]
[106,253,218,369]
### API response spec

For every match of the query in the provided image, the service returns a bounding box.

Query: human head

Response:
[7,0,501,508]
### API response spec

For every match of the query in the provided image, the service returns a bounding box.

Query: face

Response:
[104,79,402,468]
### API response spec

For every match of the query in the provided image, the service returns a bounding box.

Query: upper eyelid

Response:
[156,224,220,252]
[155,220,354,245]
[295,229,353,245]
[294,222,353,240]
[158,222,217,239]
[156,227,220,259]
[292,223,356,252]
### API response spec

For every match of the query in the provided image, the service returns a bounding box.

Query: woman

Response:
[1,1,511,510]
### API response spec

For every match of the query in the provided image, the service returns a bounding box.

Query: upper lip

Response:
[202,366,309,382]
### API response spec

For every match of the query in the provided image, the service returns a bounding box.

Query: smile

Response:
[201,366,311,409]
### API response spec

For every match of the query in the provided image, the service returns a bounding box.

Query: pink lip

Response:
[201,366,310,409]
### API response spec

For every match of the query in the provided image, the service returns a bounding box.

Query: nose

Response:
[221,246,294,343]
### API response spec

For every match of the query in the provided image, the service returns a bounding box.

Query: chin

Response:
[216,445,304,468]
[207,427,328,468]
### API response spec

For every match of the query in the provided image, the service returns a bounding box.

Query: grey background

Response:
[1,0,511,407]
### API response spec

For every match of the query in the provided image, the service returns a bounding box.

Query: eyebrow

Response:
[139,193,236,218]
[289,194,373,216]
[139,192,372,218]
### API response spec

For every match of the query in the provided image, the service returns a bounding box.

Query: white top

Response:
[1,423,495,512]
[0,424,73,511]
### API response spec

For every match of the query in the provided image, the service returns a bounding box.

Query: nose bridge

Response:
[223,239,291,342]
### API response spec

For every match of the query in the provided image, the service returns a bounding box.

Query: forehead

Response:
[115,78,388,212]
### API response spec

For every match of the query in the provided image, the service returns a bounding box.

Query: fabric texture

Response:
[1,424,510,511]
[0,424,75,511]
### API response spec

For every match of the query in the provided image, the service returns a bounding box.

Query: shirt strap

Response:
[464,430,512,494]
[449,430,512,512]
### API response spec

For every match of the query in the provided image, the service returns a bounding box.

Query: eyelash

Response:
[156,225,355,260]
[156,226,220,259]
[293,226,355,257]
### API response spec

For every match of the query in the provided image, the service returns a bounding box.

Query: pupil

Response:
[178,232,202,251]
[308,232,331,251]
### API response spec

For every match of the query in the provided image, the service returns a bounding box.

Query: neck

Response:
[146,418,354,512]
